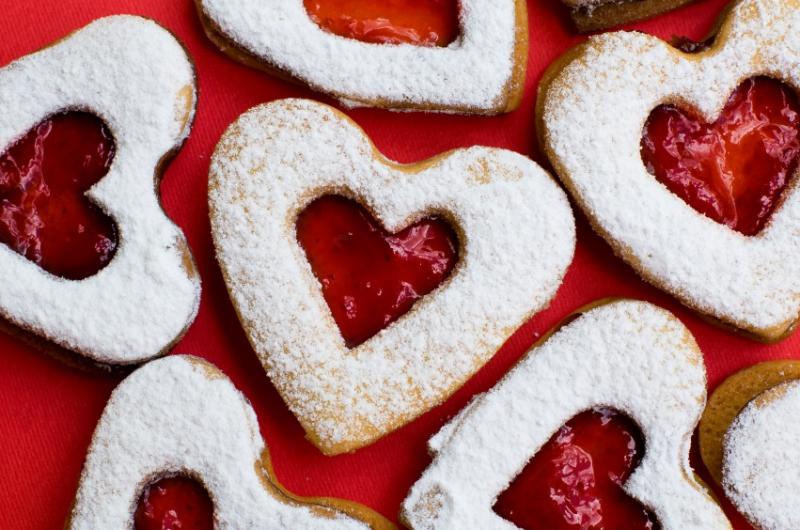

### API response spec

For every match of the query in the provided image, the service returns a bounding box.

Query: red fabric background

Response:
[0,1,789,528]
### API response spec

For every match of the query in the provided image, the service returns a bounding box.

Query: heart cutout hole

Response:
[0,111,117,280]
[296,194,459,348]
[303,0,460,47]
[641,76,800,236]
[134,475,214,530]
[493,407,660,530]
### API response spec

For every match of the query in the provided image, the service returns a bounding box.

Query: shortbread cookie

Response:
[209,99,575,454]
[699,361,800,530]
[68,355,394,530]
[539,0,800,342]
[564,0,698,32]
[0,16,200,364]
[194,0,528,114]
[402,300,730,530]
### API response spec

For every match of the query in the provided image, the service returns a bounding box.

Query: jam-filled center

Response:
[641,76,800,236]
[493,408,659,530]
[0,111,117,279]
[134,476,214,530]
[303,0,459,47]
[296,195,458,348]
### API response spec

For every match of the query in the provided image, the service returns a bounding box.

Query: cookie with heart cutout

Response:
[401,299,731,530]
[208,98,575,455]
[67,355,395,530]
[699,361,800,530]
[538,0,800,343]
[194,0,528,114]
[562,0,698,33]
[0,16,201,365]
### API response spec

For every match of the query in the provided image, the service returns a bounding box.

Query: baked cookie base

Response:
[536,0,800,342]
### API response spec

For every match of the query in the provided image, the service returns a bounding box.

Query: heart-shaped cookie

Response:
[402,300,731,530]
[68,355,394,529]
[0,16,201,364]
[538,0,800,342]
[209,99,575,454]
[194,0,528,114]
[699,361,800,530]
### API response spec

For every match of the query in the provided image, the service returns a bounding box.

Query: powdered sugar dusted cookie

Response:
[721,380,800,530]
[402,300,730,530]
[0,16,200,364]
[68,355,394,529]
[209,99,575,454]
[194,0,528,114]
[539,0,800,342]
[699,361,800,530]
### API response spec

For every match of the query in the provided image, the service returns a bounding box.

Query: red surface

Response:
[0,112,116,279]
[304,0,459,46]
[0,1,782,529]
[296,195,458,347]
[642,77,800,236]
[494,409,657,530]
[134,476,214,530]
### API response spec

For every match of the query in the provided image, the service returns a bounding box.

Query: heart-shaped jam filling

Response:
[641,76,800,236]
[296,195,458,347]
[0,111,116,279]
[493,408,659,530]
[303,0,459,47]
[134,476,214,530]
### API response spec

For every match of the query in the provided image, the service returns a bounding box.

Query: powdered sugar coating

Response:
[540,0,800,341]
[196,0,525,113]
[402,300,730,530]
[209,99,575,454]
[0,16,201,363]
[69,355,373,529]
[723,379,800,530]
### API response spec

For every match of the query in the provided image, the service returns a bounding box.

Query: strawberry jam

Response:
[304,0,459,47]
[641,77,800,236]
[296,195,458,347]
[134,476,214,530]
[0,111,116,279]
[494,408,659,530]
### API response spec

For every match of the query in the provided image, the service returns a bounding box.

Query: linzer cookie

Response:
[402,300,731,530]
[539,0,800,342]
[700,361,800,530]
[0,16,200,364]
[194,0,528,114]
[68,355,394,530]
[209,99,575,454]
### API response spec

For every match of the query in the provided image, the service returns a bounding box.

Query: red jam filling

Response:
[134,476,214,530]
[303,0,459,47]
[296,195,458,347]
[0,111,116,279]
[641,76,800,236]
[493,408,659,530]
